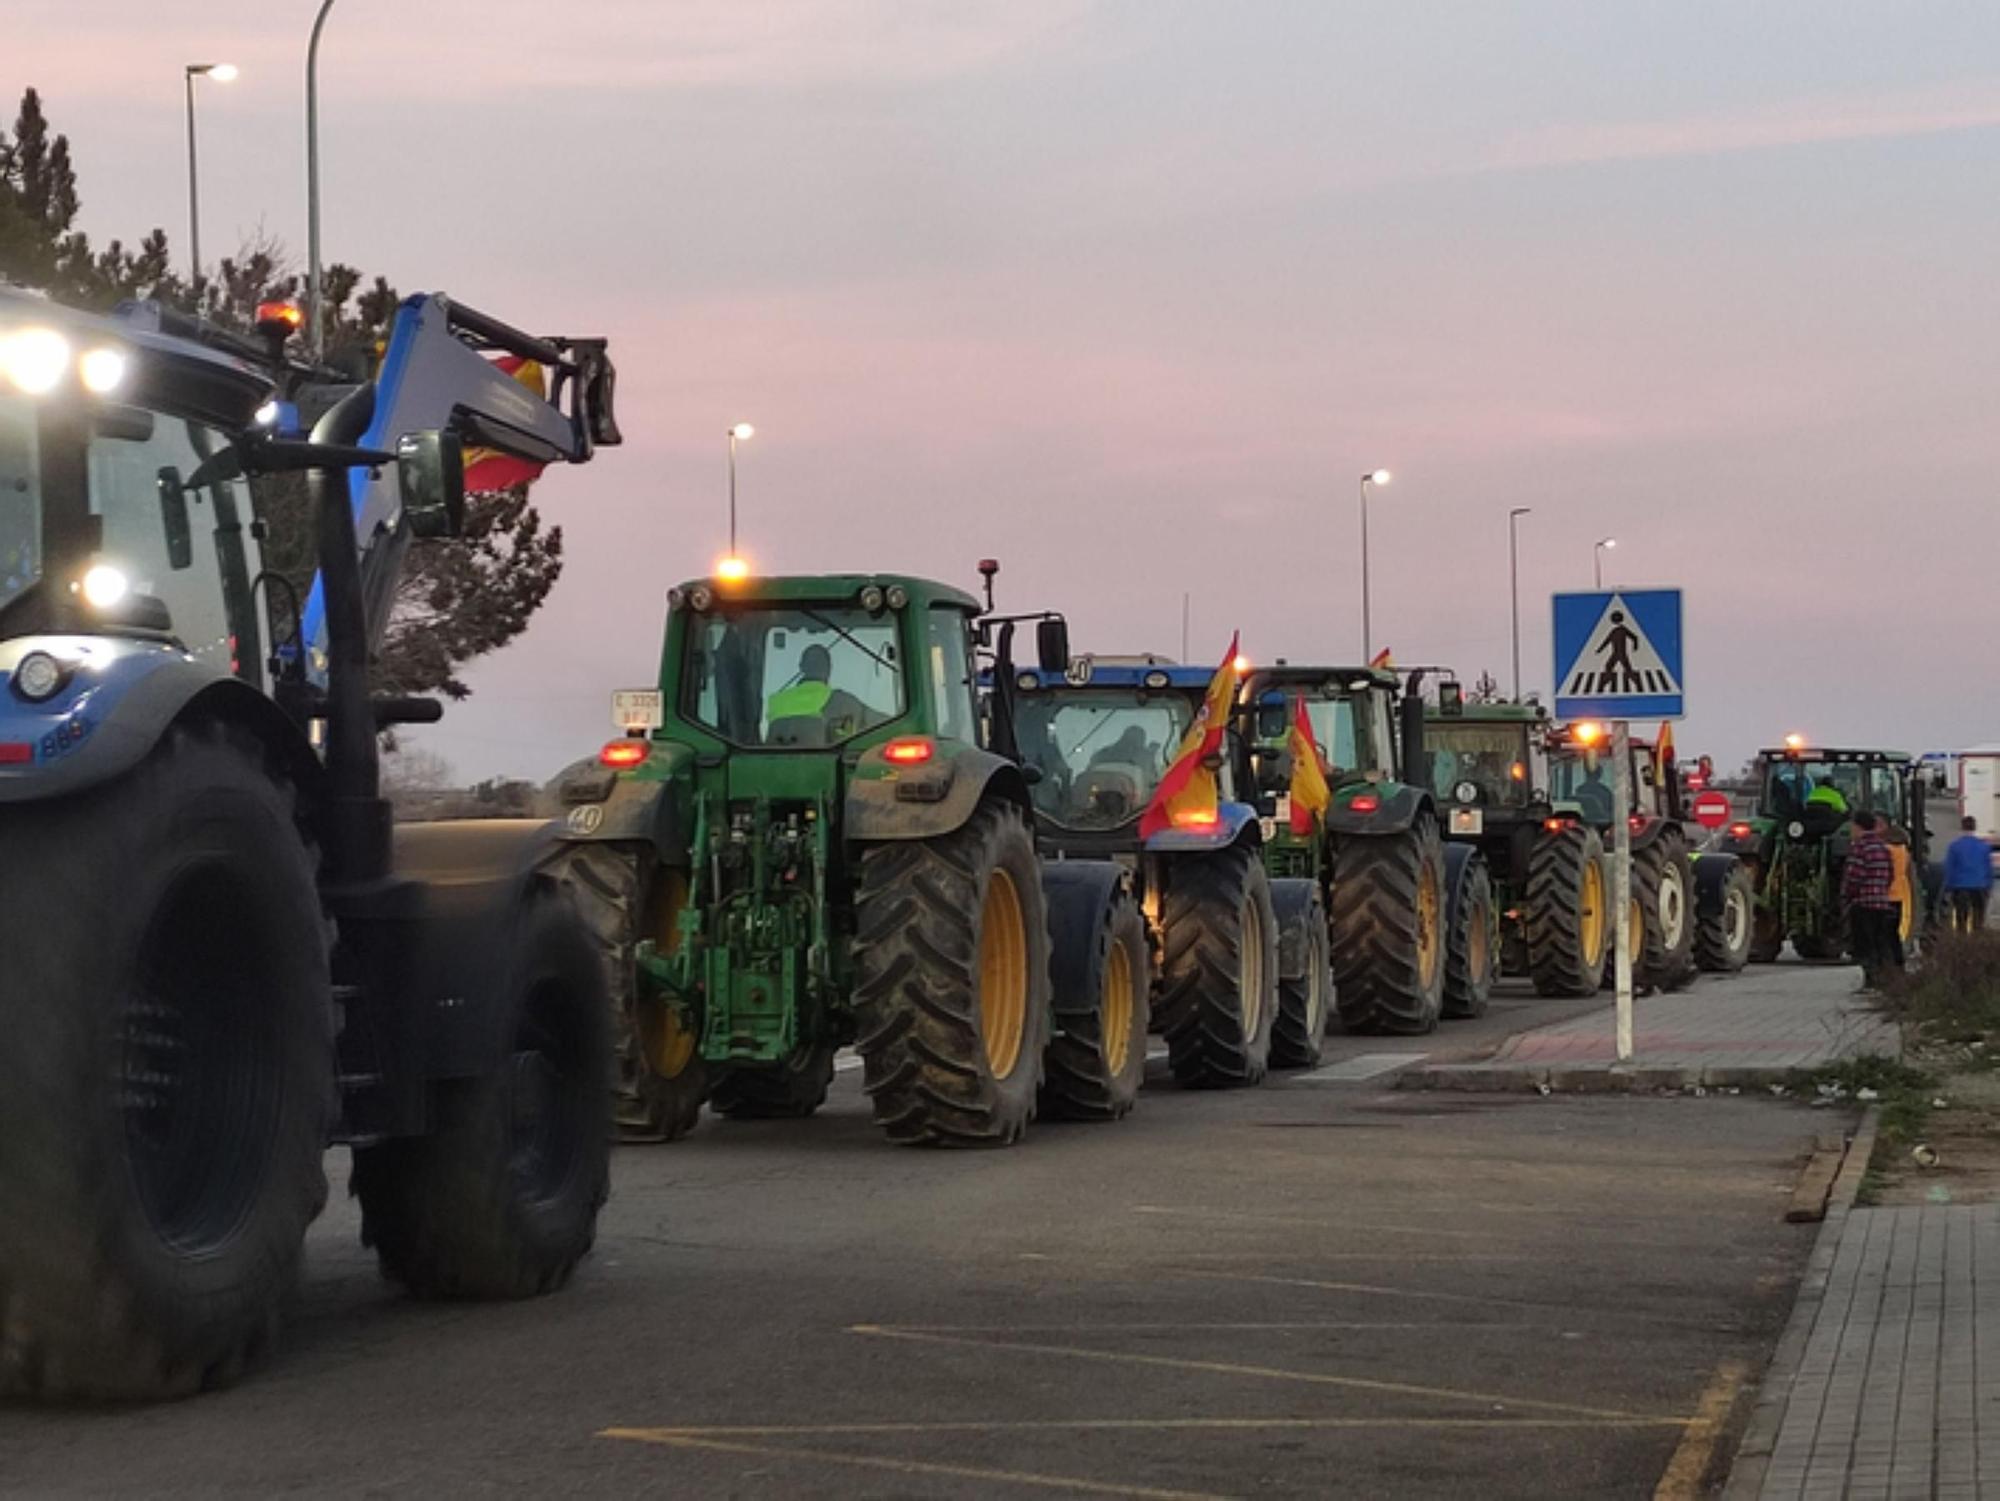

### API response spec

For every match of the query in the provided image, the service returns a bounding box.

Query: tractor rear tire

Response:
[1330,820,1448,1035]
[1526,823,1610,998]
[353,891,611,1298]
[1039,864,1150,1120]
[853,800,1052,1146]
[1441,845,1497,1019]
[1156,844,1280,1086]
[1634,835,1696,991]
[1270,880,1332,1068]
[1793,929,1848,962]
[710,1045,836,1119]
[1742,859,1785,963]
[542,843,707,1143]
[0,722,332,1399]
[1695,861,1756,973]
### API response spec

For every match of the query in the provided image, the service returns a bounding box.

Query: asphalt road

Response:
[0,981,1830,1501]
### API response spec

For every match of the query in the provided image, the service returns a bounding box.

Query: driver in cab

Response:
[766,645,874,746]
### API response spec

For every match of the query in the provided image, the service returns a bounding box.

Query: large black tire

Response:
[542,843,707,1143]
[709,1044,836,1119]
[1270,879,1332,1068]
[1526,823,1610,997]
[1742,859,1785,962]
[1792,928,1848,961]
[1040,864,1150,1119]
[1440,845,1497,1019]
[1156,844,1280,1086]
[853,800,1052,1145]
[1694,860,1755,973]
[353,891,612,1298]
[0,722,332,1399]
[1634,834,1696,992]
[1330,820,1448,1035]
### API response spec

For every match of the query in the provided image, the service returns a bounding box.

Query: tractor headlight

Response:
[0,327,70,395]
[11,651,66,702]
[81,564,130,610]
[79,346,127,395]
[1143,670,1170,689]
[1787,820,1805,839]
[885,585,909,609]
[688,584,714,612]
[1015,672,1038,691]
[859,585,886,614]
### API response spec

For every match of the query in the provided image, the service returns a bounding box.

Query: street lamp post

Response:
[727,423,755,558]
[1359,468,1392,660]
[306,0,338,358]
[1594,536,1617,589]
[1508,506,1532,700]
[182,63,237,288]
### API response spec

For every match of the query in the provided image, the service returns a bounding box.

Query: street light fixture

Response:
[1508,506,1532,700]
[306,0,338,358]
[182,63,237,287]
[727,423,755,558]
[1359,469,1393,660]
[1594,536,1617,589]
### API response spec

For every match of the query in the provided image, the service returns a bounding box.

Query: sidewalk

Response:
[1404,963,1896,1092]
[1734,1201,2000,1500]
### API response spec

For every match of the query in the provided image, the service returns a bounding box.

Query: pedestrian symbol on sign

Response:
[1564,595,1679,699]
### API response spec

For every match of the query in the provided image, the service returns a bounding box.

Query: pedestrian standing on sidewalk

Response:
[1842,811,1901,989]
[1943,815,1994,932]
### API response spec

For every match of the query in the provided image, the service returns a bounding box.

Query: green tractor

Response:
[1006,655,1286,1082]
[1707,744,1933,962]
[1422,698,1610,996]
[1237,666,1457,1035]
[547,571,1143,1147]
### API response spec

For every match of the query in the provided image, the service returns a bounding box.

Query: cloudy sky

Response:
[22,1,2000,779]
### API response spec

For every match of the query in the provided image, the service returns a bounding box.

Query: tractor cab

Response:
[1716,745,1918,859]
[1238,664,1405,875]
[1425,698,1554,830]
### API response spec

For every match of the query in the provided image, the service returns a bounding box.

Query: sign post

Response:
[1554,588,1684,1068]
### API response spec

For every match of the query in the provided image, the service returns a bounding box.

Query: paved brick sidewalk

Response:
[1754,1203,2000,1500]
[1405,964,1896,1091]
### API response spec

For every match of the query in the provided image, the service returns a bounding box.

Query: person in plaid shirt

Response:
[1841,811,1901,989]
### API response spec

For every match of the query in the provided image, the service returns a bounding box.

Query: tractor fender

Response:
[390,816,579,1080]
[0,635,321,805]
[1688,849,1742,915]
[846,742,1031,841]
[546,745,689,863]
[1142,800,1259,853]
[1325,782,1431,836]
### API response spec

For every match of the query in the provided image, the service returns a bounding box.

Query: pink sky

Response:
[17,1,2000,779]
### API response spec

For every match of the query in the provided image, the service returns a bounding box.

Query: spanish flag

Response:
[1368,647,1394,671]
[1139,634,1241,839]
[1288,695,1332,834]
[1655,721,1675,789]
[462,356,550,493]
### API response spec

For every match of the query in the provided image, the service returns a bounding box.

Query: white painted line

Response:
[835,1051,863,1073]
[1293,1052,1429,1083]
[1146,1044,1170,1064]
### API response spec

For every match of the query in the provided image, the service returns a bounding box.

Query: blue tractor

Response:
[0,287,619,1397]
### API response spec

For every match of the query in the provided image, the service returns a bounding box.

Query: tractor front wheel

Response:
[1695,861,1756,973]
[0,722,331,1399]
[1634,836,1696,991]
[1330,821,1448,1035]
[1441,845,1497,1019]
[1525,823,1610,997]
[1156,844,1280,1085]
[1270,879,1332,1067]
[1040,863,1150,1119]
[853,800,1052,1145]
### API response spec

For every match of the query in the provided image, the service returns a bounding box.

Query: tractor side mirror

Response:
[1036,617,1070,675]
[155,467,194,571]
[397,430,466,540]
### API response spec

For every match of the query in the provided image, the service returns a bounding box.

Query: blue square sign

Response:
[1552,589,1683,720]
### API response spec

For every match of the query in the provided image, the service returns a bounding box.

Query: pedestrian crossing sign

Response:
[1552,588,1684,720]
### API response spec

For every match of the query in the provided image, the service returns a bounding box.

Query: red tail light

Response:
[0,743,31,765]
[1349,793,1380,813]
[1171,806,1219,828]
[1729,821,1753,838]
[1544,816,1571,833]
[600,739,649,769]
[883,736,935,764]
[1630,814,1647,832]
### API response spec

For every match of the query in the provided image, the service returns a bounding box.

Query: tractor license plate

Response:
[1450,808,1484,836]
[611,688,664,731]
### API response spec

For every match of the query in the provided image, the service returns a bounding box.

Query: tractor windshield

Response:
[1760,759,1863,820]
[0,394,38,626]
[684,604,906,748]
[1549,750,1618,823]
[1015,690,1192,830]
[1427,723,1531,806]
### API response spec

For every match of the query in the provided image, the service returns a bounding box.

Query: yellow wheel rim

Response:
[1631,897,1645,958]
[979,868,1029,1080]
[1468,895,1489,982]
[1416,864,1441,990]
[637,997,698,1079]
[1102,937,1134,1073]
[1239,893,1266,1038]
[1579,857,1605,962]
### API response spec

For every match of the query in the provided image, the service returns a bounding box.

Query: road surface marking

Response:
[607,1415,1688,1440]
[877,1319,1536,1334]
[834,1050,863,1073]
[1146,1044,1169,1063]
[598,1430,1228,1500]
[1293,1052,1429,1082]
[1651,1359,1746,1499]
[1130,1204,1493,1238]
[848,1324,1677,1423]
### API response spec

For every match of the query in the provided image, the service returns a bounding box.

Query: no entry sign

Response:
[1691,789,1731,830]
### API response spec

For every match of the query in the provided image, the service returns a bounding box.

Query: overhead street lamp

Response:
[726,422,755,567]
[306,0,338,358]
[1594,536,1617,589]
[182,62,237,287]
[1508,506,1532,700]
[1359,468,1392,660]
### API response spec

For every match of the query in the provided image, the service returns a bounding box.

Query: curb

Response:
[1718,1105,1880,1501]
[1398,1062,1819,1094]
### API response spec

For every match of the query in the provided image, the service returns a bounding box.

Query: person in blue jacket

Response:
[1943,816,1994,932]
